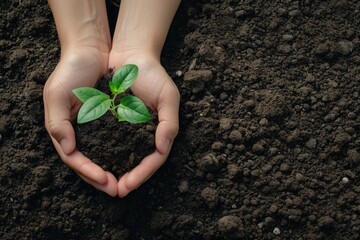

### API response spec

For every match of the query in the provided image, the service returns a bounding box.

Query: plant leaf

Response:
[108,82,118,95]
[117,96,151,123]
[112,64,139,93]
[77,95,111,124]
[73,87,109,103]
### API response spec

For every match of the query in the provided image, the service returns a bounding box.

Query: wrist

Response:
[60,37,110,57]
[111,0,181,61]
[111,36,162,62]
[109,46,161,71]
[60,46,110,75]
[48,0,111,56]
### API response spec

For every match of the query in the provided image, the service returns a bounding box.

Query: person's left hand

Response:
[109,52,180,197]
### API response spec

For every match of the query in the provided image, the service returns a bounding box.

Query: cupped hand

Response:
[109,52,180,197]
[43,49,118,196]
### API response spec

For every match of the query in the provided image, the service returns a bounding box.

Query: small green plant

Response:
[72,64,151,124]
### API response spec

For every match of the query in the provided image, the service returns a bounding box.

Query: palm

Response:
[109,54,168,109]
[46,51,108,117]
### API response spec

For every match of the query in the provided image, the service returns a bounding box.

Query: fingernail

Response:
[162,138,171,153]
[59,138,70,155]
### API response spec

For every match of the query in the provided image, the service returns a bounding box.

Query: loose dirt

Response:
[1,0,360,239]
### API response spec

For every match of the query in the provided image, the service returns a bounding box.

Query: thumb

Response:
[155,84,180,154]
[44,84,76,155]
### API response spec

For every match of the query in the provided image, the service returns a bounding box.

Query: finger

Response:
[44,79,76,155]
[79,171,118,197]
[50,136,108,184]
[117,150,167,198]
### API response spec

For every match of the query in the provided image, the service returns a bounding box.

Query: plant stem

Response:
[110,93,118,116]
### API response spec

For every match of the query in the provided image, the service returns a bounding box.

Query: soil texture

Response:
[1,0,360,239]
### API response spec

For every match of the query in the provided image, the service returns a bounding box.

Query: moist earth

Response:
[1,0,360,239]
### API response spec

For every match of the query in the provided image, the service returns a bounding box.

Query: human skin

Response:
[44,0,181,197]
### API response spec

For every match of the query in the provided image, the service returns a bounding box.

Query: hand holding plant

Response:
[45,0,181,198]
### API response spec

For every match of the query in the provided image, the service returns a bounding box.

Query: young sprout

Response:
[72,64,151,124]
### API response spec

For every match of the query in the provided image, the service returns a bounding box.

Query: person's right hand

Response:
[43,48,118,196]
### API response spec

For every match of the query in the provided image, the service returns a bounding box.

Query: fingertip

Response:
[80,172,118,197]
[156,137,169,155]
[155,121,178,154]
[60,137,75,155]
[48,120,76,155]
[118,173,131,198]
[104,172,118,197]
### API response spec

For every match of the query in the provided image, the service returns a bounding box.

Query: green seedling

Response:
[73,64,151,124]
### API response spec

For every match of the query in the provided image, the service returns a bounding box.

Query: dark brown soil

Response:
[1,0,360,239]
